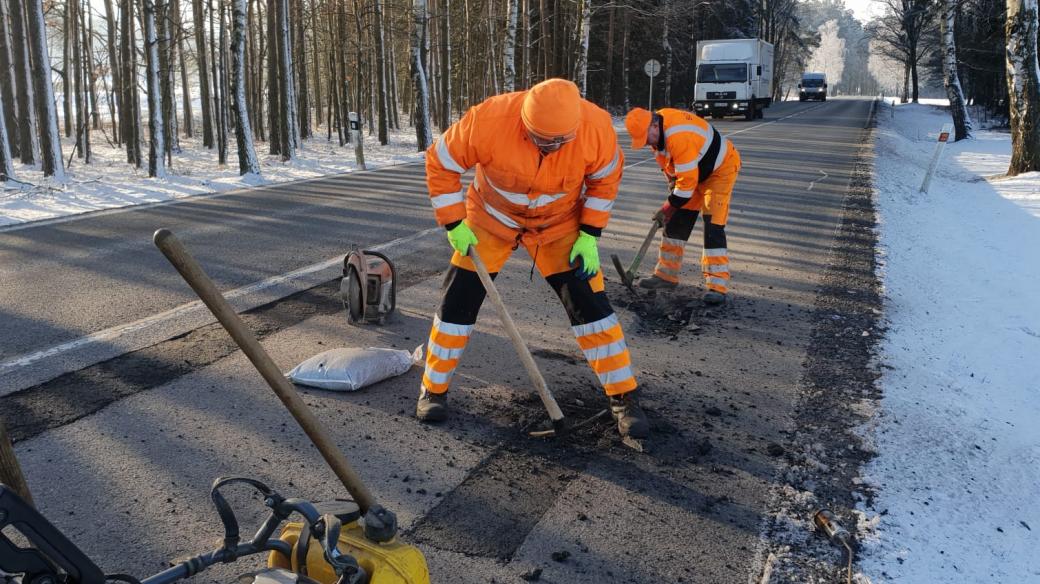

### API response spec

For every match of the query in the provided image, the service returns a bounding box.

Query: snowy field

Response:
[0,126,428,227]
[858,101,1040,581]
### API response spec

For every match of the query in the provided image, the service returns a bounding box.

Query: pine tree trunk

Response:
[294,0,310,138]
[217,0,229,165]
[85,3,99,131]
[231,0,258,174]
[438,0,450,131]
[662,0,672,105]
[310,0,322,127]
[603,5,614,103]
[174,0,194,138]
[1005,0,1040,174]
[158,0,177,158]
[10,0,40,165]
[120,0,142,167]
[276,0,297,158]
[942,0,972,140]
[194,0,215,147]
[79,0,94,161]
[0,94,13,181]
[621,12,630,109]
[26,0,64,178]
[103,0,121,143]
[538,0,548,79]
[373,0,389,144]
[64,0,74,138]
[144,0,166,178]
[267,0,281,154]
[574,0,590,96]
[411,0,433,150]
[0,0,21,159]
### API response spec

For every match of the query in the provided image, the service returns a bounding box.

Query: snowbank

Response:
[859,102,1040,581]
[0,126,429,227]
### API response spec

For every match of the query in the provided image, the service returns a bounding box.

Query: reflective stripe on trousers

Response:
[572,314,637,395]
[654,236,687,283]
[421,315,473,394]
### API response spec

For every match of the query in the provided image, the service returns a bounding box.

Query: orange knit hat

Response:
[625,108,652,149]
[521,79,582,138]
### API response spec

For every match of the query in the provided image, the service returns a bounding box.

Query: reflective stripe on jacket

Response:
[651,108,736,202]
[425,91,624,246]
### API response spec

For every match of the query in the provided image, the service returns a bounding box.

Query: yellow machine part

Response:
[267,520,430,584]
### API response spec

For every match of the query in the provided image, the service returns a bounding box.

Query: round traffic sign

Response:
[644,59,661,78]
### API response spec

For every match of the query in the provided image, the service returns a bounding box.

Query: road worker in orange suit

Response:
[624,107,741,304]
[417,78,648,439]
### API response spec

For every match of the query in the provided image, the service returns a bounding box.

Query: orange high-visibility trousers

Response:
[421,222,638,397]
[653,151,739,293]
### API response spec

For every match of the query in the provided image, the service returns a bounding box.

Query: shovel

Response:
[610,211,665,293]
[467,247,608,438]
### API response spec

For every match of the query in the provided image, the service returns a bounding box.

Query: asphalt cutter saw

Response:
[341,248,396,325]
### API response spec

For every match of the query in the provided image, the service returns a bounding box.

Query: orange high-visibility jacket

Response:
[425,91,624,246]
[652,108,737,203]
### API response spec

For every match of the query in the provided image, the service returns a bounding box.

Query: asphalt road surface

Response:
[2,97,876,583]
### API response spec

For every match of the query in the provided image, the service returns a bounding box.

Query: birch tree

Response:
[941,0,972,140]
[411,0,433,150]
[1005,0,1040,174]
[231,0,259,175]
[503,0,518,91]
[144,0,167,178]
[574,0,591,96]
[26,0,64,179]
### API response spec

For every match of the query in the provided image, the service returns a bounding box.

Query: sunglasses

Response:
[528,130,577,148]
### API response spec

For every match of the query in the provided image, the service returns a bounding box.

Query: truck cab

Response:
[693,38,774,121]
[799,72,827,101]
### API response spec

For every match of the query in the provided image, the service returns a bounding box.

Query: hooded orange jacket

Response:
[425,91,624,246]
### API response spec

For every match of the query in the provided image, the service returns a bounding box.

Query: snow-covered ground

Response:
[859,102,1040,581]
[0,126,429,227]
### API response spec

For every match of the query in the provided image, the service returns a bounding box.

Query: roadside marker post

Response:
[350,111,366,170]
[920,123,953,193]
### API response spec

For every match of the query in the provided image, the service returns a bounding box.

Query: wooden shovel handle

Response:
[467,247,566,424]
[153,229,377,513]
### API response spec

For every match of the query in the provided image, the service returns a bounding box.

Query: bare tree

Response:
[144,0,167,178]
[0,0,20,159]
[1005,0,1040,174]
[374,0,389,144]
[941,0,972,140]
[503,0,518,91]
[194,0,215,147]
[411,0,433,150]
[9,0,40,165]
[230,0,259,175]
[120,0,142,167]
[26,0,64,179]
[574,0,591,96]
[0,94,12,181]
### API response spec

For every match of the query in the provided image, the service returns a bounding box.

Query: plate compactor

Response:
[341,249,396,325]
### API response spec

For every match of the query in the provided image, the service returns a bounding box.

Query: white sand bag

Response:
[286,346,423,391]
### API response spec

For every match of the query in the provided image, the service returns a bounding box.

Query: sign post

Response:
[919,123,953,193]
[349,112,366,170]
[644,59,661,110]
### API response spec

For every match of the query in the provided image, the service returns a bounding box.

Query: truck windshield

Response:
[697,64,747,83]
[802,78,824,87]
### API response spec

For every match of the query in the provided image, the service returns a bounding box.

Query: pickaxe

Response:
[610,211,665,292]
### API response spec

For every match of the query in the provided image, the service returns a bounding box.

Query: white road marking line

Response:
[808,169,829,191]
[723,102,829,138]
[0,226,441,381]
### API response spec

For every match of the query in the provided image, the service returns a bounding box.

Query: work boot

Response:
[703,290,726,305]
[638,276,678,290]
[609,390,650,439]
[416,389,448,422]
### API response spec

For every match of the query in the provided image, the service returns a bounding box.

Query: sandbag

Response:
[286,346,422,392]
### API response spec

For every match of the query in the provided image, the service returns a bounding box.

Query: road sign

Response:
[644,59,661,78]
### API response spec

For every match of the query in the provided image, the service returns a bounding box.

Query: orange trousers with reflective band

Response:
[654,156,737,293]
[422,222,637,397]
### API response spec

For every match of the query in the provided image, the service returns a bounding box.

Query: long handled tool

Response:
[153,229,398,542]
[610,211,664,292]
[467,247,573,437]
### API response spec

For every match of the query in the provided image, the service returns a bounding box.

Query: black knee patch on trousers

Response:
[545,269,615,326]
[664,209,700,241]
[703,217,727,249]
[439,265,496,325]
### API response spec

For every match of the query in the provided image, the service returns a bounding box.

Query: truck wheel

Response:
[822,96,827,102]
[756,107,765,119]
[744,101,756,121]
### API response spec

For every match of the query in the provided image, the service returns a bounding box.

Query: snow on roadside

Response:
[858,102,1040,581]
[0,126,430,227]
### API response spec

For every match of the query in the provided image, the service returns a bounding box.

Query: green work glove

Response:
[568,231,600,280]
[446,221,478,255]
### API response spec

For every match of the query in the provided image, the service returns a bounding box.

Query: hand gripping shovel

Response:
[467,247,608,438]
[610,211,665,293]
[153,229,401,544]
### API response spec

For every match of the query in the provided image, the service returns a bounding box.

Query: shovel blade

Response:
[611,254,635,291]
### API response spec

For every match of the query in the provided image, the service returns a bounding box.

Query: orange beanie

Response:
[625,108,652,149]
[521,79,582,138]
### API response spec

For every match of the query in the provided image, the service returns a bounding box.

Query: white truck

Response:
[693,38,774,121]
